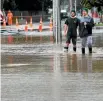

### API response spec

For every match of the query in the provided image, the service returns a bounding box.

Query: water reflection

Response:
[30,35,33,42]
[8,56,13,64]
[1,32,103,47]
[1,54,103,74]
[60,54,103,73]
[79,55,92,73]
[7,35,14,44]
[1,34,54,44]
[25,35,28,42]
[62,54,77,72]
[1,32,103,73]
[1,30,103,101]
[52,54,61,101]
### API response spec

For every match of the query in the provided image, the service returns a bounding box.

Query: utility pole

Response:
[69,0,72,12]
[1,0,4,10]
[75,0,77,12]
[53,0,62,44]
[42,1,44,20]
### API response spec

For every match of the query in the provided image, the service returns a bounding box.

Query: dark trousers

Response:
[66,36,77,47]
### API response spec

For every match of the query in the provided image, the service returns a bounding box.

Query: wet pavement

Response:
[1,29,103,101]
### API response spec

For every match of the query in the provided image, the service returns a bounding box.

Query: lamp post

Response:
[1,0,4,10]
[53,0,62,44]
[69,0,72,12]
[75,0,77,12]
[42,0,44,20]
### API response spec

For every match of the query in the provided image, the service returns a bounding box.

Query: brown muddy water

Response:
[1,32,103,101]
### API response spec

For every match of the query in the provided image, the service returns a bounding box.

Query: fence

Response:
[3,11,52,24]
[12,15,51,25]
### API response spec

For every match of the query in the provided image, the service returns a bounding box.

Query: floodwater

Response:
[1,30,103,101]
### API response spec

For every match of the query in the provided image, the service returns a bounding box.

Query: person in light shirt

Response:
[79,8,94,54]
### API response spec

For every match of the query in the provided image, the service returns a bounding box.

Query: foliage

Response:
[80,0,103,11]
[3,0,52,12]
[3,0,12,10]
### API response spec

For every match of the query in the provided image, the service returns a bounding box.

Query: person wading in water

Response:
[64,10,79,52]
[79,8,94,54]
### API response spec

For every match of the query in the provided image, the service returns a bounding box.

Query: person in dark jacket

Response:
[79,8,94,54]
[64,10,79,52]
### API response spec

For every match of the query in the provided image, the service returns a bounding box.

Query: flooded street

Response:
[1,30,103,101]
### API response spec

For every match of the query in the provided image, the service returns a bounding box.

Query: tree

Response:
[15,0,52,13]
[3,0,12,10]
[80,0,103,11]
[88,0,103,11]
[3,0,52,13]
[88,0,103,6]
[3,0,17,10]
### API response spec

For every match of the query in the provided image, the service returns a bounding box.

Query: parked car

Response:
[61,10,68,20]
